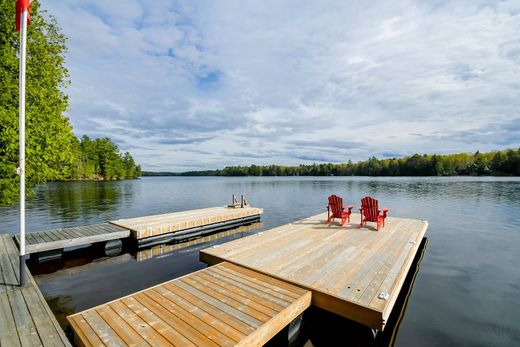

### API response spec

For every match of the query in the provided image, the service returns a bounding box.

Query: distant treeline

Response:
[71,136,141,180]
[144,148,520,177]
[141,170,214,177]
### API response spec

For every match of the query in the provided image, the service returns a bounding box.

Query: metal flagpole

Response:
[18,5,29,288]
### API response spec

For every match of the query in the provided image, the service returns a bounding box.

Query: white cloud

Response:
[41,0,520,170]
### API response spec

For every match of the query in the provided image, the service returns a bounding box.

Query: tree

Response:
[122,152,136,178]
[1,0,74,204]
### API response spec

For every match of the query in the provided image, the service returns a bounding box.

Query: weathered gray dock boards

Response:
[14,223,131,254]
[0,234,71,346]
[201,212,428,331]
[68,262,311,347]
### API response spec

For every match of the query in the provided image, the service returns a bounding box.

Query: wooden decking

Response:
[14,223,130,254]
[200,212,428,330]
[68,262,311,347]
[110,206,263,240]
[0,235,70,346]
[137,222,262,262]
[9,206,263,256]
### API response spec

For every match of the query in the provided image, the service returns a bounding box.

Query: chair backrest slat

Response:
[361,196,379,222]
[328,195,343,217]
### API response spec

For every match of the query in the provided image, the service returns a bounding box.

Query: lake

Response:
[1,176,519,346]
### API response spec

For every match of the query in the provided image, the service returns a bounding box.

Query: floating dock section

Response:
[67,262,311,346]
[110,206,263,246]
[200,212,428,331]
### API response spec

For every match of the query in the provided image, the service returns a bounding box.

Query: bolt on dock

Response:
[65,211,427,345]
[67,262,311,346]
[200,212,428,331]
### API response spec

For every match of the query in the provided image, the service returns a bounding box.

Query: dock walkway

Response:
[0,235,70,346]
[11,205,263,255]
[68,262,311,346]
[201,212,428,331]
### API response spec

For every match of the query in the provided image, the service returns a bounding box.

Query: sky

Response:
[41,0,520,171]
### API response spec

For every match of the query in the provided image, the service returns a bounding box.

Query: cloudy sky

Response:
[41,0,520,171]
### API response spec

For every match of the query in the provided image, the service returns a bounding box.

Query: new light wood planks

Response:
[110,206,263,240]
[68,262,311,347]
[200,212,428,330]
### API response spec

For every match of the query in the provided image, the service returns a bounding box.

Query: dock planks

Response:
[0,235,71,346]
[10,206,263,255]
[68,262,311,347]
[200,212,428,330]
[14,223,131,254]
[110,206,263,240]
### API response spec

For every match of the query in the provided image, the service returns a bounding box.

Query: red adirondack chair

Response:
[359,196,389,230]
[326,195,353,226]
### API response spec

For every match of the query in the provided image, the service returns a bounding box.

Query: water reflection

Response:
[293,238,428,347]
[4,177,519,346]
[30,222,263,328]
[30,223,425,347]
[37,180,132,225]
[136,222,262,261]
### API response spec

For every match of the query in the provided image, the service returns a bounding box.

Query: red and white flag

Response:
[16,0,31,32]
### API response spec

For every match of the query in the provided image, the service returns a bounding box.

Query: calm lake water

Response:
[1,176,519,346]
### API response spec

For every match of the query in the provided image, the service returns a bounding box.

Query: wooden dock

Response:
[200,212,428,331]
[14,223,130,254]
[0,235,70,346]
[68,262,311,346]
[110,206,263,243]
[9,206,262,257]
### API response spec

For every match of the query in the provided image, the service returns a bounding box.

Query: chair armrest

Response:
[382,208,389,217]
[346,205,353,213]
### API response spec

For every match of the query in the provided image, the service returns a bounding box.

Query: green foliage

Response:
[1,0,73,204]
[211,148,520,177]
[70,136,141,180]
[0,1,141,205]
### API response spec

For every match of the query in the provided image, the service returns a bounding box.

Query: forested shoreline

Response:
[142,148,520,177]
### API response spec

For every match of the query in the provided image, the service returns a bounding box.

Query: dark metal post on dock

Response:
[20,254,27,287]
